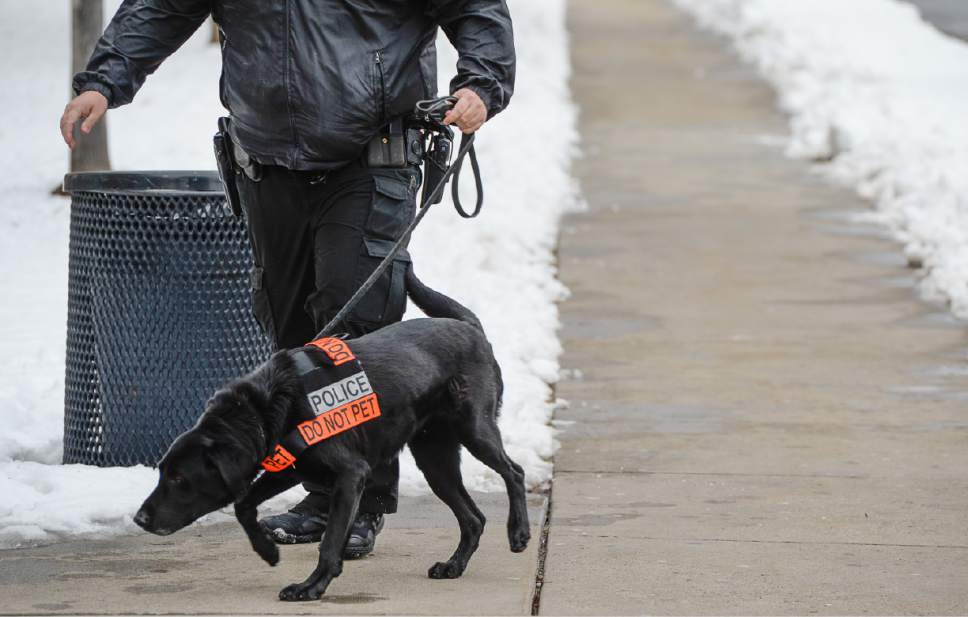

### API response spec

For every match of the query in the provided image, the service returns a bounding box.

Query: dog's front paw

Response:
[509,527,530,553]
[253,531,280,566]
[428,560,464,579]
[279,581,324,602]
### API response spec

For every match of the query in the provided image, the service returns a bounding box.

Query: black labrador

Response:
[133,268,530,601]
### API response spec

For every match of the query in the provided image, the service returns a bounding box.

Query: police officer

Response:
[60,0,515,557]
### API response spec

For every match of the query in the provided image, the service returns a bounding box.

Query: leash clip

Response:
[414,96,458,127]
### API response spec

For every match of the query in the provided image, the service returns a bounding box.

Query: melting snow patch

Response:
[673,0,968,316]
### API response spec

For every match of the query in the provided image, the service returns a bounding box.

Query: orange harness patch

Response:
[306,337,356,366]
[261,338,381,472]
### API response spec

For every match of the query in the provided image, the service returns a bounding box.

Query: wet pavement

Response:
[906,0,968,40]
[541,0,968,613]
[0,492,545,615]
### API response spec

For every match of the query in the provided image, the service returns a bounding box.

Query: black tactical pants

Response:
[237,159,422,514]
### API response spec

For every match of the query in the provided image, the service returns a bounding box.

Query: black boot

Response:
[343,512,385,559]
[260,493,329,544]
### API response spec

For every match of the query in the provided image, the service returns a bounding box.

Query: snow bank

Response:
[0,0,577,547]
[672,0,968,313]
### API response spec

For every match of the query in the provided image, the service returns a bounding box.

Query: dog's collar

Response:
[260,338,382,472]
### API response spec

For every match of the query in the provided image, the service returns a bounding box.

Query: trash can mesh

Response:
[63,177,271,466]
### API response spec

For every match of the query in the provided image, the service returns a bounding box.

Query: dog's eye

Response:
[170,474,186,486]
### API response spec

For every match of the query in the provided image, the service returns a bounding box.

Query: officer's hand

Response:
[444,88,487,134]
[60,91,109,150]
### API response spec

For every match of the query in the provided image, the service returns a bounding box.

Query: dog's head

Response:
[133,352,299,536]
[133,426,256,535]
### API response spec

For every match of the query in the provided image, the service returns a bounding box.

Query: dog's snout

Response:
[133,508,151,530]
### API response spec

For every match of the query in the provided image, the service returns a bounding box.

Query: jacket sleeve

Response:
[72,0,211,108]
[427,0,516,118]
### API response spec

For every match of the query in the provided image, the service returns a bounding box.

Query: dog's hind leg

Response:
[455,407,531,553]
[409,422,486,579]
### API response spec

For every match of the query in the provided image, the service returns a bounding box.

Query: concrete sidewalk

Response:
[0,493,544,615]
[5,2,968,615]
[540,0,968,614]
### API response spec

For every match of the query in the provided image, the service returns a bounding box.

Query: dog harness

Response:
[261,338,381,472]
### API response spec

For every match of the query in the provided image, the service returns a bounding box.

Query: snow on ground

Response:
[0,0,577,547]
[673,0,968,315]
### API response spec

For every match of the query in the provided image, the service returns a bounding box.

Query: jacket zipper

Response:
[284,0,299,166]
[375,51,388,122]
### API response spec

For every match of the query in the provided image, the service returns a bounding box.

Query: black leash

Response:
[450,138,483,218]
[314,97,483,339]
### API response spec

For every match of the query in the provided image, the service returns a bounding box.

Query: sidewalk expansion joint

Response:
[529,482,553,615]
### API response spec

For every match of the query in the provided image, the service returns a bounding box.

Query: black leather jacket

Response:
[74,0,515,170]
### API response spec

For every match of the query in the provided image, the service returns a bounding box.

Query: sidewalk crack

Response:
[529,483,553,615]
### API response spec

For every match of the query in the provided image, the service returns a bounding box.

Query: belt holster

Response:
[366,118,424,168]
[213,117,242,218]
[214,117,262,218]
[366,118,406,168]
[422,130,453,206]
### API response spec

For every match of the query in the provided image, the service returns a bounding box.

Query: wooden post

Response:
[71,0,111,172]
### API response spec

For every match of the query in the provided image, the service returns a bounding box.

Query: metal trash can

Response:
[61,171,271,466]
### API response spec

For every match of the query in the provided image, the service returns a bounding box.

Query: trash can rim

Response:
[63,171,224,195]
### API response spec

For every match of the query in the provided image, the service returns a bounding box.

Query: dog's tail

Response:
[405,266,483,331]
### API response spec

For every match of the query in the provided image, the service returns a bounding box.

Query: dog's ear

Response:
[205,442,251,501]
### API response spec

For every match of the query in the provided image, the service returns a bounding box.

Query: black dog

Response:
[134,269,530,601]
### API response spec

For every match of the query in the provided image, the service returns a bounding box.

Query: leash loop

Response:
[451,134,483,218]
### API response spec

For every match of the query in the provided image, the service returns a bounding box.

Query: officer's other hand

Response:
[60,91,109,149]
[444,88,487,134]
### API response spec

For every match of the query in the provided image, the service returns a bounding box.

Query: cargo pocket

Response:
[352,238,411,326]
[249,266,277,347]
[365,173,417,240]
